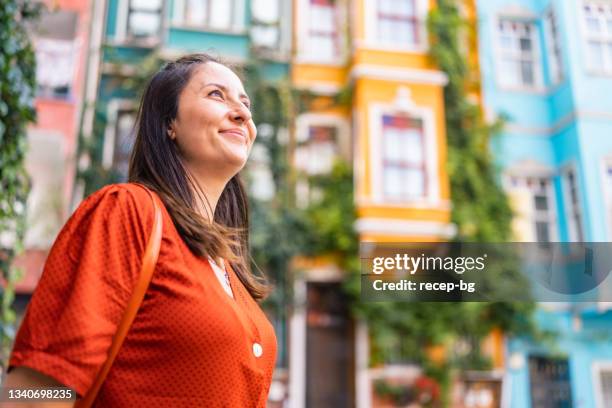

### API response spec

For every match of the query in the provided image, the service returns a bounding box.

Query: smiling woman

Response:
[5,53,276,407]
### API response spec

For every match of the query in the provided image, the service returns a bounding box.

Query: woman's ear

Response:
[167,121,176,140]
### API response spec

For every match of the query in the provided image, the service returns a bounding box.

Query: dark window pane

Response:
[536,222,550,243]
[528,356,572,408]
[535,195,548,211]
[520,37,532,51]
[521,61,534,85]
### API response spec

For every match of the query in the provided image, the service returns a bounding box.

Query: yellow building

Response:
[286,1,502,406]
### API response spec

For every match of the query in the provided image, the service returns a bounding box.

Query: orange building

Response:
[287,0,503,406]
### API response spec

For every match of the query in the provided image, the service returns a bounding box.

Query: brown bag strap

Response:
[75,185,163,408]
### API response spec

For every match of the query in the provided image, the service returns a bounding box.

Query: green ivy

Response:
[0,0,41,365]
[291,1,539,405]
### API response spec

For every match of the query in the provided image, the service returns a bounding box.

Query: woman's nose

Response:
[230,103,252,123]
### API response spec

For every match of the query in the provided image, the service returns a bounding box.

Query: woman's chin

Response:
[223,148,249,169]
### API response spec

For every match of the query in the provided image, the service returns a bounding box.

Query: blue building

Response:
[477,0,612,406]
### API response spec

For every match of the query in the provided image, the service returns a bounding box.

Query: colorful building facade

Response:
[18,0,612,406]
[477,0,612,405]
[85,0,460,404]
[287,1,507,407]
[14,0,92,306]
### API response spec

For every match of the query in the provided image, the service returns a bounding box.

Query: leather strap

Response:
[75,184,163,407]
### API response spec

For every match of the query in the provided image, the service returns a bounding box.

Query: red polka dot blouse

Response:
[9,183,277,407]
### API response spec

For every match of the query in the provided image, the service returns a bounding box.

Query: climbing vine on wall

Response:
[0,0,41,365]
[293,0,539,403]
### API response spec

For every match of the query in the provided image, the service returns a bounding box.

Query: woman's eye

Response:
[209,90,223,98]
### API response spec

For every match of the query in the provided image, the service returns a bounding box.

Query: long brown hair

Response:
[128,53,269,301]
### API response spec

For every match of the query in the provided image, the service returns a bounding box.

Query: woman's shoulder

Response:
[68,183,158,232]
[84,182,155,205]
[81,183,156,211]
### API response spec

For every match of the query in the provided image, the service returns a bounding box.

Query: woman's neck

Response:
[188,170,230,223]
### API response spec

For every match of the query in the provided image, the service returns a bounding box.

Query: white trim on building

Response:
[295,0,348,65]
[355,218,456,238]
[579,1,612,75]
[601,157,612,241]
[102,98,136,169]
[367,87,441,207]
[171,0,246,32]
[503,161,559,242]
[362,0,429,53]
[561,163,584,242]
[492,14,544,91]
[543,5,564,85]
[350,64,448,85]
[288,265,345,408]
[592,360,612,408]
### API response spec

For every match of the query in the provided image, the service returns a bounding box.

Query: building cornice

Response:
[355,218,456,238]
[349,64,448,86]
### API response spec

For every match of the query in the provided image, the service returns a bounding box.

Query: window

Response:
[306,0,338,59]
[112,110,137,181]
[497,19,540,88]
[184,0,237,30]
[564,169,584,242]
[507,176,556,243]
[126,0,162,42]
[247,124,276,201]
[528,356,572,407]
[294,123,340,206]
[596,366,612,408]
[377,0,420,46]
[295,125,338,175]
[251,0,280,49]
[382,115,426,201]
[545,9,563,84]
[34,10,78,99]
[23,130,67,248]
[605,163,612,239]
[583,1,612,73]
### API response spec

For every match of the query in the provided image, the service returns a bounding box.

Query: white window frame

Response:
[250,0,282,51]
[23,129,67,248]
[592,361,612,408]
[380,113,427,201]
[295,113,351,169]
[115,0,164,45]
[602,158,612,240]
[102,99,137,170]
[296,0,346,64]
[562,165,584,242]
[171,0,246,33]
[493,17,544,91]
[503,172,559,243]
[368,89,439,207]
[294,113,350,206]
[362,0,429,53]
[544,6,564,85]
[34,10,79,100]
[579,1,612,75]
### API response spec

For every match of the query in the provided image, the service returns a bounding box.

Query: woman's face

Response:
[169,62,256,176]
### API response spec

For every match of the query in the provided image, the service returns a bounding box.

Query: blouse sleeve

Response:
[8,183,155,397]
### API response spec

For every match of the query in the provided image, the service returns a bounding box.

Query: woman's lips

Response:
[219,129,247,143]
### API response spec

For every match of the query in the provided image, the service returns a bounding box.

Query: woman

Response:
[4,53,277,407]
